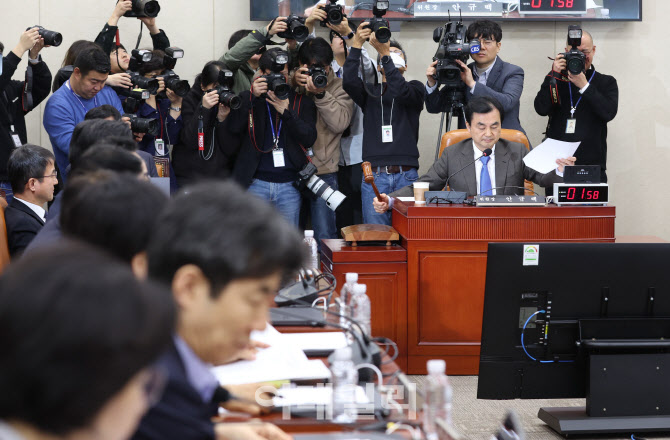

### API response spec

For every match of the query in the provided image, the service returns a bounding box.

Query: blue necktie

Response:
[480,155,492,195]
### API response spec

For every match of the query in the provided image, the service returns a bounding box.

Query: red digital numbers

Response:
[566,187,601,201]
[567,187,575,200]
[531,0,574,7]
[593,191,599,199]
[531,0,541,7]
[566,0,574,6]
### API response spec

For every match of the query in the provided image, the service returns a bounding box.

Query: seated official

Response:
[373,97,576,213]
[4,145,57,257]
[0,241,174,440]
[131,181,303,440]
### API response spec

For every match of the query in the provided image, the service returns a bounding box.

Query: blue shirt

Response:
[43,82,124,181]
[173,335,219,404]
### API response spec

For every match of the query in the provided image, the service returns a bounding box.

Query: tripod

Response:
[433,84,466,161]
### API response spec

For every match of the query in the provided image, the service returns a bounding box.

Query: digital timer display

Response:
[555,184,609,205]
[520,0,587,14]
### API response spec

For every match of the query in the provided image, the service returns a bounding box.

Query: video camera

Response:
[277,15,309,42]
[123,113,159,136]
[122,0,160,18]
[321,0,344,27]
[27,26,62,47]
[364,1,391,44]
[294,163,346,212]
[432,14,480,88]
[561,25,586,75]
[212,69,241,110]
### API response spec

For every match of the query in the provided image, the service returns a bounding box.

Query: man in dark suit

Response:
[4,144,56,257]
[425,20,526,134]
[131,181,304,440]
[372,97,575,213]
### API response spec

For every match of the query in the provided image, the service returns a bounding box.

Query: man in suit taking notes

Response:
[372,97,575,213]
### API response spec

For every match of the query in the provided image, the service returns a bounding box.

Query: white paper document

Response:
[279,332,349,353]
[523,138,581,174]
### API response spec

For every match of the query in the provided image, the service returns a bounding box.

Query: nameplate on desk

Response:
[476,195,546,206]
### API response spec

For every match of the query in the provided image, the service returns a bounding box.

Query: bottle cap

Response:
[352,283,366,295]
[427,359,446,375]
[304,230,314,237]
[345,273,358,283]
[333,346,353,361]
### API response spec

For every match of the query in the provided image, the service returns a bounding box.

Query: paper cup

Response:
[413,182,430,204]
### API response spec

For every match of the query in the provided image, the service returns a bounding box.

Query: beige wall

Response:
[2,1,668,240]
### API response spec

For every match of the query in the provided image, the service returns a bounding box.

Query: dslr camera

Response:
[561,25,586,75]
[213,69,241,110]
[27,26,62,47]
[277,15,309,43]
[294,163,347,212]
[364,1,391,44]
[123,113,159,136]
[122,0,160,18]
[321,0,344,27]
[156,47,190,98]
[260,50,291,100]
[432,15,480,88]
[127,50,160,94]
[306,65,328,89]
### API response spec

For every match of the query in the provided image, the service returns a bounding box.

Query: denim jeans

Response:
[0,181,13,204]
[248,179,302,227]
[307,172,338,246]
[361,167,418,225]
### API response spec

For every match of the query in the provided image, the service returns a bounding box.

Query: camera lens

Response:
[131,117,159,136]
[290,22,309,42]
[219,92,241,110]
[166,78,190,97]
[567,57,585,75]
[374,24,391,44]
[272,82,291,100]
[133,76,160,95]
[40,29,63,47]
[137,0,161,17]
[313,73,328,89]
[328,9,343,25]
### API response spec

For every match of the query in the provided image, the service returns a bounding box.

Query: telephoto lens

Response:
[27,26,62,47]
[125,114,159,136]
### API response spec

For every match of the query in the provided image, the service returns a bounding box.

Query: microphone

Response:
[438,148,492,203]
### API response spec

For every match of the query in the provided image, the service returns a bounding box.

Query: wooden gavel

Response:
[361,161,383,200]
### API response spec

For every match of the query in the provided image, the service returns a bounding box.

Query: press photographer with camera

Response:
[291,37,354,242]
[218,18,288,94]
[534,27,618,182]
[43,46,125,184]
[425,19,526,134]
[171,61,239,188]
[0,28,53,202]
[227,48,317,227]
[343,21,425,226]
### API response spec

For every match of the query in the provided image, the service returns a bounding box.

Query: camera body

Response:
[307,66,328,89]
[124,113,159,136]
[27,26,62,47]
[432,19,480,88]
[261,73,291,100]
[561,25,586,75]
[294,163,347,212]
[277,15,309,42]
[364,2,391,44]
[213,69,241,109]
[122,0,160,18]
[321,0,344,27]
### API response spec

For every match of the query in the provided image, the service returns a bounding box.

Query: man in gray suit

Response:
[425,20,526,134]
[372,97,575,213]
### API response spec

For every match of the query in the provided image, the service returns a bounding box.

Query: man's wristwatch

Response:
[169,106,181,112]
[342,31,355,40]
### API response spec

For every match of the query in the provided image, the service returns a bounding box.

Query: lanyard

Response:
[66,80,98,112]
[266,102,282,149]
[568,69,596,118]
[380,83,394,126]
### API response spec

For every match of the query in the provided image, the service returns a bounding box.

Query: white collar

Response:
[473,142,496,159]
[14,197,46,221]
[475,56,497,77]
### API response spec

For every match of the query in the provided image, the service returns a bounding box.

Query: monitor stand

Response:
[538,407,670,436]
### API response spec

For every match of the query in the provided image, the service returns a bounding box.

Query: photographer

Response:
[171,61,237,188]
[218,19,288,94]
[425,20,525,134]
[134,50,183,192]
[0,28,52,202]
[292,37,353,241]
[534,29,618,182]
[343,23,424,226]
[227,48,317,227]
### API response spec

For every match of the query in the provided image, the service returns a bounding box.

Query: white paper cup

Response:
[413,182,430,204]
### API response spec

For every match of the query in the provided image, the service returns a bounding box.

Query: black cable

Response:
[135,21,143,50]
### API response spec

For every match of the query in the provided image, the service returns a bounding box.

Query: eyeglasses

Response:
[41,171,58,179]
[478,39,496,46]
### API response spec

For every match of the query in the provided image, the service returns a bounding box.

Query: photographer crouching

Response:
[227,48,317,228]
[291,37,353,243]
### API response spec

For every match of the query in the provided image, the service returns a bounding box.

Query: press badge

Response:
[272,148,285,167]
[11,133,22,147]
[381,125,393,143]
[565,119,577,134]
[154,139,166,156]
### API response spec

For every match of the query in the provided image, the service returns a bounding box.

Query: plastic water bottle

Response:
[423,359,453,440]
[350,283,371,337]
[331,346,358,423]
[303,230,319,271]
[339,273,358,328]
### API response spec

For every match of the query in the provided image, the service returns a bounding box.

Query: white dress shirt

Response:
[473,143,496,195]
[14,197,46,222]
[471,56,497,93]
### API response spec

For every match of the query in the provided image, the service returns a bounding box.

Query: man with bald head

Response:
[534,29,618,182]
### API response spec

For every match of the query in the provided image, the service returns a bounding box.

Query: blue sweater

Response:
[43,82,123,180]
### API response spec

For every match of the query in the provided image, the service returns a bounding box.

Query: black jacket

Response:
[4,198,45,257]
[227,89,317,188]
[534,66,618,174]
[95,23,170,55]
[342,48,424,168]
[171,80,238,187]
[0,52,52,180]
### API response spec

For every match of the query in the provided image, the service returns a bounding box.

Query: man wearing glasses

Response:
[4,144,57,257]
[425,20,526,135]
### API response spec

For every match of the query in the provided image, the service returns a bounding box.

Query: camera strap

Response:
[22,64,34,112]
[568,68,596,118]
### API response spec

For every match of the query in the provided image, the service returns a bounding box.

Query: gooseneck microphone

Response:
[444,147,493,192]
